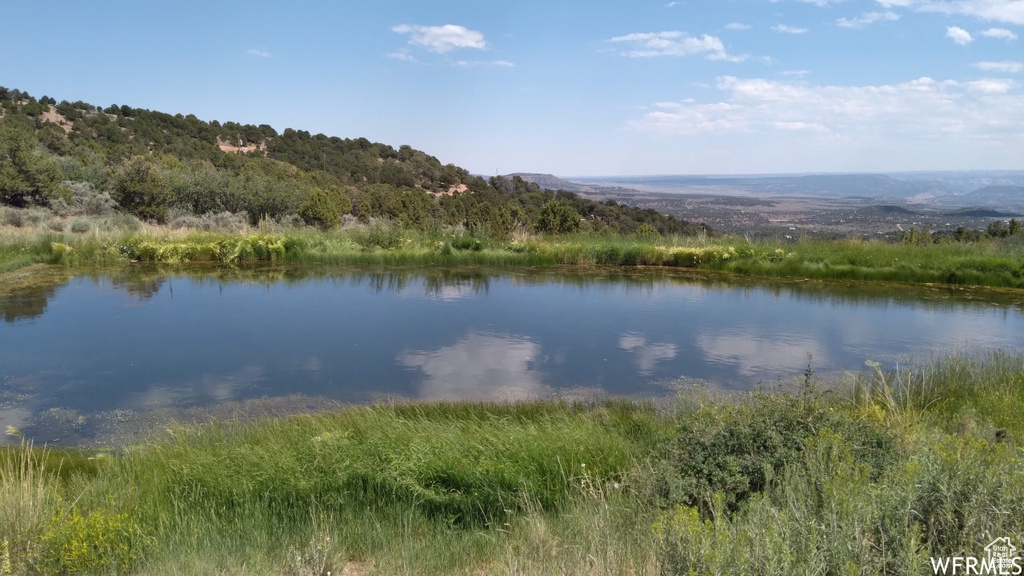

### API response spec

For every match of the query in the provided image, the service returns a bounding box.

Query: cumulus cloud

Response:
[609,31,747,61]
[879,1,1024,25]
[246,49,272,58]
[773,24,809,34]
[982,27,1019,39]
[725,22,752,30]
[392,24,487,53]
[966,79,1017,93]
[946,25,974,44]
[627,74,1024,153]
[837,11,900,28]
[973,60,1024,72]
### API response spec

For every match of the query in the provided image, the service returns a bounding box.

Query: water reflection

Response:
[1,268,71,323]
[1,283,59,323]
[697,330,825,377]
[127,364,268,409]
[398,331,550,400]
[618,333,678,375]
[2,265,1023,446]
[109,273,165,301]
[5,265,1024,317]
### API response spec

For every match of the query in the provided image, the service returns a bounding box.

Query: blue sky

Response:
[3,1,1022,175]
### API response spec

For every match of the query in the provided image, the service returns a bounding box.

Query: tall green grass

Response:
[1,353,1023,574]
[5,221,1024,289]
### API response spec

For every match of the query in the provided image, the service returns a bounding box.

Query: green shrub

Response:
[537,201,581,235]
[39,507,146,574]
[297,189,341,230]
[106,213,141,232]
[450,235,483,251]
[3,209,24,227]
[634,223,661,242]
[358,221,404,249]
[64,181,116,216]
[110,156,172,223]
[653,429,926,575]
[650,387,896,516]
[69,219,91,233]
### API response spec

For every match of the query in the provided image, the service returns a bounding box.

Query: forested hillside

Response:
[0,87,707,237]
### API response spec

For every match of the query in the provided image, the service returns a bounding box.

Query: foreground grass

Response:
[2,350,1023,574]
[3,213,1024,288]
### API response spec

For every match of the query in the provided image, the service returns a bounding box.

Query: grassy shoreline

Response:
[2,350,1023,574]
[3,219,1024,289]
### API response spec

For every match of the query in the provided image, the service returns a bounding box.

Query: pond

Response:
[2,266,1023,445]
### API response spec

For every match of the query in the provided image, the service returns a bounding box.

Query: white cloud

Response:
[725,22,752,30]
[880,1,1024,25]
[386,51,417,63]
[947,25,974,44]
[982,27,1020,39]
[246,49,272,58]
[627,75,1024,152]
[966,79,1017,93]
[773,24,809,34]
[781,69,811,77]
[973,60,1024,72]
[800,0,847,5]
[392,24,487,53]
[454,60,515,68]
[837,11,900,28]
[609,31,747,61]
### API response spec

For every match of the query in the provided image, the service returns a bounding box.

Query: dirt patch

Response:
[40,105,73,133]
[216,137,268,156]
[429,183,468,197]
[339,560,375,576]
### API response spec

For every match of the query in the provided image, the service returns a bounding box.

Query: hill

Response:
[0,86,708,237]
[506,173,598,194]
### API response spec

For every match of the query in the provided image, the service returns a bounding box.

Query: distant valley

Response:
[510,171,1024,239]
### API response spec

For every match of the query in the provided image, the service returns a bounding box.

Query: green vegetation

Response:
[4,85,1024,289]
[0,87,705,236]
[4,216,1024,288]
[1,351,1022,574]
[4,87,1024,575]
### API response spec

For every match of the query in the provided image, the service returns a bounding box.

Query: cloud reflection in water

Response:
[697,330,825,377]
[397,331,550,400]
[618,333,678,375]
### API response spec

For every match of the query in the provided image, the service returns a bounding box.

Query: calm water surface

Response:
[2,266,1022,444]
